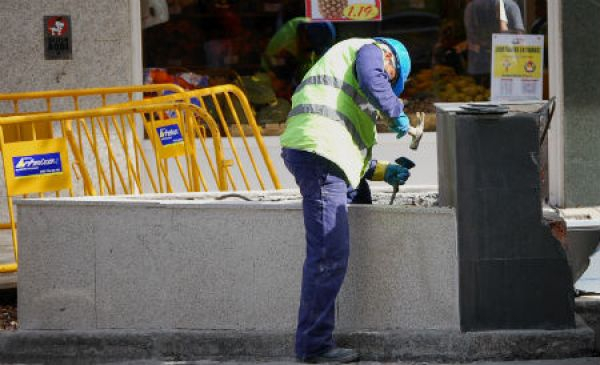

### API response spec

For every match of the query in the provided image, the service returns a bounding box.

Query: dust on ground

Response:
[206,190,439,208]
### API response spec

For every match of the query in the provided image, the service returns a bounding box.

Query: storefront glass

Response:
[142,0,548,131]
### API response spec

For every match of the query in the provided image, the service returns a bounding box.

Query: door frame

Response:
[547,0,564,207]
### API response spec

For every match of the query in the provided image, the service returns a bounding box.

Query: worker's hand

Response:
[384,163,411,186]
[390,113,410,138]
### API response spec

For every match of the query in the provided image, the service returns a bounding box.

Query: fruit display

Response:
[257,98,291,125]
[403,65,490,109]
[240,72,277,105]
[317,0,348,19]
[400,65,491,131]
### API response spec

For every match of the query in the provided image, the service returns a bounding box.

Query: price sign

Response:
[343,3,379,20]
[306,0,382,22]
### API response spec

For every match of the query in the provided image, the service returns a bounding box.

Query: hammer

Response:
[407,112,425,150]
[389,156,416,205]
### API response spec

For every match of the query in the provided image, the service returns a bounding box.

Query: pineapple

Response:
[318,0,348,18]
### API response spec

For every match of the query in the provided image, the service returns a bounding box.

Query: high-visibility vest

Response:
[280,38,386,187]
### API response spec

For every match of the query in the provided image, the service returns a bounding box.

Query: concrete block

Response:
[339,206,459,330]
[94,205,176,330]
[16,193,460,332]
[17,204,96,330]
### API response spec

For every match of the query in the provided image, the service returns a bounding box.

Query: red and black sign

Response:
[44,16,72,60]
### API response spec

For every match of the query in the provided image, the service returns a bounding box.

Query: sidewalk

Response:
[51,358,600,365]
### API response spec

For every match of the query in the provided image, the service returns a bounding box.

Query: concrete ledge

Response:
[576,296,600,352]
[0,323,595,364]
[17,192,458,332]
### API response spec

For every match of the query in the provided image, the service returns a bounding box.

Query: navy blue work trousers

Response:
[281,148,371,360]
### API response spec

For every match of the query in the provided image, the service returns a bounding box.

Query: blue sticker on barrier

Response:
[12,152,63,178]
[156,124,183,146]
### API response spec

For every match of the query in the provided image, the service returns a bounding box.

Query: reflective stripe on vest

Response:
[288,104,367,151]
[295,75,382,125]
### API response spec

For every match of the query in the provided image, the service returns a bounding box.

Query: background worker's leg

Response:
[282,149,350,360]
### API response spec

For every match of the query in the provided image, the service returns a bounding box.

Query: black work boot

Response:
[304,347,359,363]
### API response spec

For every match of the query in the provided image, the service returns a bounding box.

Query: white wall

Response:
[0,0,136,95]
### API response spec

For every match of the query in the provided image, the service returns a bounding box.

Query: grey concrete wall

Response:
[0,0,135,96]
[16,193,459,332]
[562,2,600,207]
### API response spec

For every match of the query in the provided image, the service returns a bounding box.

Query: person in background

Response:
[464,0,525,86]
[262,17,336,99]
[280,37,413,363]
[432,19,467,74]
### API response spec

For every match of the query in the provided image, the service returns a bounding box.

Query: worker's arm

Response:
[355,44,409,137]
[355,44,404,118]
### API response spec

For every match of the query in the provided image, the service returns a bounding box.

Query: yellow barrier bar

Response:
[63,123,97,196]
[0,84,185,105]
[0,263,17,273]
[209,92,252,190]
[186,105,225,191]
[0,127,18,271]
[223,91,266,190]
[198,85,280,190]
[190,117,218,191]
[124,114,160,193]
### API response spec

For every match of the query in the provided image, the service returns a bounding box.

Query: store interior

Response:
[142,0,548,130]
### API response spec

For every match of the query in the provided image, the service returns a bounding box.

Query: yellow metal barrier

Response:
[0,84,185,142]
[0,83,280,191]
[0,84,185,113]
[0,85,186,223]
[122,85,282,191]
[0,101,228,273]
[0,85,189,273]
[0,83,283,274]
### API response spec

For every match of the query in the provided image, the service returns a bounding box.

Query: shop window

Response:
[142,0,548,132]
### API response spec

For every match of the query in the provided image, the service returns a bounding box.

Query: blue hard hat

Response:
[374,37,411,96]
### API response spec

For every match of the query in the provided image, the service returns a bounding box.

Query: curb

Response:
[576,296,600,352]
[0,322,595,364]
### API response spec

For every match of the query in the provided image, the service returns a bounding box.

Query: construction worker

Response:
[280,37,412,363]
[262,17,336,99]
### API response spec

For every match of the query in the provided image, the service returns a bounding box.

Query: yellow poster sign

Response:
[493,44,543,79]
[491,34,545,101]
